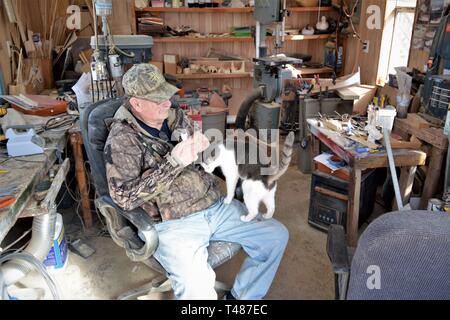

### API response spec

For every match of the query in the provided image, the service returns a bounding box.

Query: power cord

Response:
[342,0,364,44]
[38,115,79,134]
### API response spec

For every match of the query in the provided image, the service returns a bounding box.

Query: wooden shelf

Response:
[283,34,333,41]
[153,36,253,43]
[175,73,252,80]
[136,7,253,13]
[288,6,335,12]
[152,34,331,43]
[266,34,333,42]
[296,67,334,75]
[136,6,335,13]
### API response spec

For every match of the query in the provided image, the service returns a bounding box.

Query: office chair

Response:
[80,98,241,300]
[327,210,450,300]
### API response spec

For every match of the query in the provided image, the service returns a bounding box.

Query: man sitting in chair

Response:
[104,64,289,300]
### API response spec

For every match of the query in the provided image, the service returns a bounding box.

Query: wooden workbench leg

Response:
[347,168,362,247]
[70,132,93,228]
[399,166,417,209]
[311,135,320,158]
[309,135,320,172]
[420,147,446,209]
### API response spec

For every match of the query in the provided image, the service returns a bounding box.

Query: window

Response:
[377,0,417,85]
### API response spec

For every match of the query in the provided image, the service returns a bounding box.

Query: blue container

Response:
[43,214,68,270]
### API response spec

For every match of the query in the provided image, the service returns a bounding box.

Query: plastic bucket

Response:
[43,213,69,270]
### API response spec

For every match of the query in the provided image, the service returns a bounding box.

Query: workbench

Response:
[0,123,92,245]
[394,115,449,209]
[0,131,67,244]
[307,119,427,247]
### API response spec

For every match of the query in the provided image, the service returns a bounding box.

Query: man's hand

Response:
[171,132,210,167]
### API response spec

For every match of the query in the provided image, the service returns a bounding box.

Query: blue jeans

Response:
[153,197,289,300]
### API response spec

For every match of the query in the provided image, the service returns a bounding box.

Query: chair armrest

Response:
[327,224,350,274]
[95,196,159,262]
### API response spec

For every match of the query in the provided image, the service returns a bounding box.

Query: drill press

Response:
[235,0,302,142]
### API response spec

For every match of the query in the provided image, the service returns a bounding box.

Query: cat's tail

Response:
[268,132,295,185]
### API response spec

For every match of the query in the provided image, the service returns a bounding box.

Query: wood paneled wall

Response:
[343,0,387,85]
[409,49,428,72]
[0,3,12,86]
[0,0,137,88]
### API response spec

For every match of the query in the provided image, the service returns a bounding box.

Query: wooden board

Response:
[137,7,335,13]
[0,3,12,86]
[354,149,426,170]
[110,0,133,35]
[296,67,334,75]
[395,118,449,150]
[390,136,422,150]
[352,85,378,115]
[409,49,428,72]
[176,73,252,79]
[337,85,377,100]
[137,7,254,13]
[405,113,432,130]
[347,135,380,150]
[153,37,254,43]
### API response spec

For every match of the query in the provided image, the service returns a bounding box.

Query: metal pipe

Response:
[1,211,57,286]
[255,21,260,59]
[383,126,404,210]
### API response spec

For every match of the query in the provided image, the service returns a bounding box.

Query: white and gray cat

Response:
[201,132,295,222]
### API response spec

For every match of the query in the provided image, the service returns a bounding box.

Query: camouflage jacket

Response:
[104,105,222,222]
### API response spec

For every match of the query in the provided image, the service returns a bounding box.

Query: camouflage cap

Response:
[122,64,179,103]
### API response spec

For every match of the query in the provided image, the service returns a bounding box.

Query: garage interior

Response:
[0,0,449,301]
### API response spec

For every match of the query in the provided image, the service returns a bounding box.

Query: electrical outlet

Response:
[363,40,370,53]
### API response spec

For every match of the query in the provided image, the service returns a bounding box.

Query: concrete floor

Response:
[16,164,335,300]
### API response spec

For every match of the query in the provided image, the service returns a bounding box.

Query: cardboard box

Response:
[314,161,350,181]
[164,54,179,75]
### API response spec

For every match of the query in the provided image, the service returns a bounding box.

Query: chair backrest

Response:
[80,98,124,197]
[347,210,450,300]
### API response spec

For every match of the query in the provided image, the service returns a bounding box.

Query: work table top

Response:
[0,131,67,244]
[307,118,427,170]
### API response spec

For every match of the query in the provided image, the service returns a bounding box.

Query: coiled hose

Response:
[0,252,60,300]
[0,212,60,299]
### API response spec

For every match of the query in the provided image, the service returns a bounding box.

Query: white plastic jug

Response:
[376,106,397,133]
[43,213,69,271]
